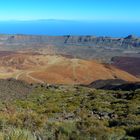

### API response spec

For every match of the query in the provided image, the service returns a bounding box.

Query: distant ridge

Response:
[0,34,140,60]
[0,34,140,48]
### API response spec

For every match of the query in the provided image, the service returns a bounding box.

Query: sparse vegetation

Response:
[0,83,139,139]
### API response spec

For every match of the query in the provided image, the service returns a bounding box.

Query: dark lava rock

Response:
[88,79,140,91]
[88,79,127,89]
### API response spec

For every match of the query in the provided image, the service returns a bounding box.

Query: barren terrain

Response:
[0,52,139,84]
[112,56,140,78]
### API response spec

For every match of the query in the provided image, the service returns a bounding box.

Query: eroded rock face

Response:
[0,34,140,48]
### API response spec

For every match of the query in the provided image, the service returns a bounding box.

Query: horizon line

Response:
[0,19,140,23]
[0,33,138,38]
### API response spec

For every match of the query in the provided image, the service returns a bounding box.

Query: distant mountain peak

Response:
[125,35,137,39]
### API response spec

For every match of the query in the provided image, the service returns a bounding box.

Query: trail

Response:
[72,57,79,84]
[26,71,45,84]
[72,58,93,84]
[15,71,25,80]
[16,71,44,83]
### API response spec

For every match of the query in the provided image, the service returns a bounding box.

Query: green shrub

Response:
[0,128,37,140]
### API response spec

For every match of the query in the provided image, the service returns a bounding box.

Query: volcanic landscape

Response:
[0,34,139,85]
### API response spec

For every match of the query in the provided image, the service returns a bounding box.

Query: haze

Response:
[0,0,140,22]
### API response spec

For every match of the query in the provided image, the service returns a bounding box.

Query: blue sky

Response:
[0,0,140,22]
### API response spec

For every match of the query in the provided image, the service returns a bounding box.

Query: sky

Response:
[0,0,140,22]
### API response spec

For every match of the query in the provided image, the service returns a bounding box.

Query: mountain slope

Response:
[0,52,139,84]
[112,56,140,78]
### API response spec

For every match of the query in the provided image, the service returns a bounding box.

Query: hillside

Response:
[0,52,139,84]
[112,56,140,78]
[0,78,32,100]
[0,35,139,139]
[0,81,139,139]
